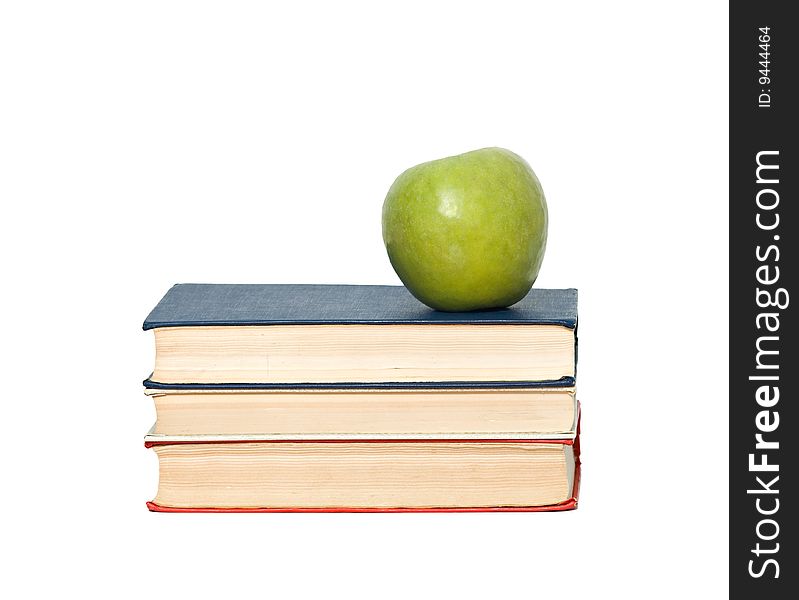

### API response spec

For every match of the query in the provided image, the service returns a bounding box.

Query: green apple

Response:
[382,147,548,311]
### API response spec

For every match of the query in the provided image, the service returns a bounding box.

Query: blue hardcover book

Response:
[144,284,577,389]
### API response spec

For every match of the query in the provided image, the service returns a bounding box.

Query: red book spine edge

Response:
[144,437,575,448]
[146,404,582,513]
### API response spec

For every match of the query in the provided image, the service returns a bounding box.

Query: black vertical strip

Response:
[730,2,795,597]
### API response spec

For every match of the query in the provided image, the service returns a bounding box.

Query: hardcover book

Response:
[145,386,577,440]
[144,284,578,387]
[146,432,580,512]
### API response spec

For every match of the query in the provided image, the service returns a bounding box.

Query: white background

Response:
[1,1,728,597]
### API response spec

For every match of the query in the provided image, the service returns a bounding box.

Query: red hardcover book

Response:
[146,415,581,513]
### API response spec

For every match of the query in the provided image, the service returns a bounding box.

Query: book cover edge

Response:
[142,376,578,390]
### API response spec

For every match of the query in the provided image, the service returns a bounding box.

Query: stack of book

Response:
[142,284,580,512]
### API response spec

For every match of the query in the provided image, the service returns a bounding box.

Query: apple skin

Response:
[382,147,548,312]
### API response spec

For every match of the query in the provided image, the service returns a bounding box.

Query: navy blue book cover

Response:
[144,283,577,330]
[144,284,578,390]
